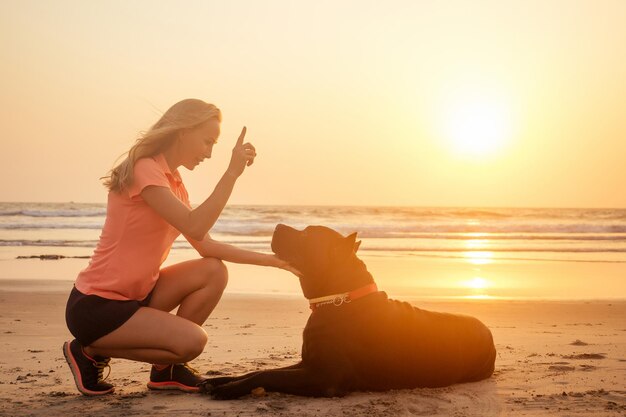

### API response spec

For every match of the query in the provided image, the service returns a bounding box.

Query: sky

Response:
[1,0,625,207]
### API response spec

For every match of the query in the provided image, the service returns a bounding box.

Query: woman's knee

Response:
[176,325,208,362]
[199,257,228,290]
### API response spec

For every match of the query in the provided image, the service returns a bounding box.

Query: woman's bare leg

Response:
[148,257,228,324]
[84,257,228,363]
[86,307,207,363]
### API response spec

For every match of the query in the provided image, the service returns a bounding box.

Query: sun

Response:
[439,91,513,158]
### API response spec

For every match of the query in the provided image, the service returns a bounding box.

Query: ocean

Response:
[1,202,625,299]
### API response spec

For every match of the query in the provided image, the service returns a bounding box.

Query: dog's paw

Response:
[197,380,215,395]
[198,376,238,395]
[209,381,250,400]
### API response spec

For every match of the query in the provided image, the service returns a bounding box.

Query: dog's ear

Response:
[343,232,359,254]
[332,232,358,262]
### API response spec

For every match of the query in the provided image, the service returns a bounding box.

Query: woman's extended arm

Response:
[186,234,301,276]
[141,127,255,241]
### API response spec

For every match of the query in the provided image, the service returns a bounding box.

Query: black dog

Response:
[200,224,496,399]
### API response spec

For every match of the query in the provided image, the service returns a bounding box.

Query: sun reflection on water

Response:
[463,234,494,265]
[457,234,498,298]
[458,277,494,299]
[463,251,494,265]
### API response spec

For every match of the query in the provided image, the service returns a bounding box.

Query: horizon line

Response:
[0,200,625,211]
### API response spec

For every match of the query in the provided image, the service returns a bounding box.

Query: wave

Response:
[365,246,626,253]
[2,238,624,255]
[0,209,106,217]
[407,253,626,264]
[165,221,626,235]
[0,223,103,230]
[0,239,100,247]
[2,205,625,220]
[3,221,626,237]
[0,239,268,249]
[373,233,626,241]
[353,224,626,235]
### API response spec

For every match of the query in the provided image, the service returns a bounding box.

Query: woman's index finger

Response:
[236,126,247,146]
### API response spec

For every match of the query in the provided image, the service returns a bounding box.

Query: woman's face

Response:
[178,119,221,170]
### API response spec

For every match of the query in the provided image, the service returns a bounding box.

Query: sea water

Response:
[1,202,625,299]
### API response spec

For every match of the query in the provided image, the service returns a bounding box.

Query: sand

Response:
[0,279,624,417]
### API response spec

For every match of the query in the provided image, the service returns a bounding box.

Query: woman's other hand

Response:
[226,126,256,178]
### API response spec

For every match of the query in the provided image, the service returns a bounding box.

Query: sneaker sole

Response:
[147,381,200,393]
[62,341,114,396]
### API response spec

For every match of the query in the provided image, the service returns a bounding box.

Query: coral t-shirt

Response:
[75,154,190,301]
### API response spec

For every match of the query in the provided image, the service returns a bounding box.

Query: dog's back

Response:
[302,292,496,391]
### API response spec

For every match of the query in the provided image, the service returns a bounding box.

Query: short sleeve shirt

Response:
[75,154,190,301]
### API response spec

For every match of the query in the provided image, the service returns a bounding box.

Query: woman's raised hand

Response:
[226,126,256,178]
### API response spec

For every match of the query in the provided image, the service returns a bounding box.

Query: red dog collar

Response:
[309,283,378,310]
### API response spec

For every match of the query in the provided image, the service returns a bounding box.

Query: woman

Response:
[64,98,298,396]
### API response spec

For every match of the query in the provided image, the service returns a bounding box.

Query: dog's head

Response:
[271,224,365,299]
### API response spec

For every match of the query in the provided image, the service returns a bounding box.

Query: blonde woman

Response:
[63,99,298,395]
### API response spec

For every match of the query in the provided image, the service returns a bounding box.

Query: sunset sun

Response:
[439,92,513,158]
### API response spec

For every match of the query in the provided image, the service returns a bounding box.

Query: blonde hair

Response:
[103,99,222,193]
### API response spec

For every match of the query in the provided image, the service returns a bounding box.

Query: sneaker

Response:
[147,363,205,392]
[62,340,114,396]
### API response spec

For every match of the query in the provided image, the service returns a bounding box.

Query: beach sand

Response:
[0,276,624,416]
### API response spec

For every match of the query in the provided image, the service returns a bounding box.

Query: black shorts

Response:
[65,286,154,347]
